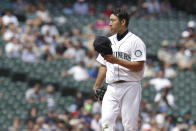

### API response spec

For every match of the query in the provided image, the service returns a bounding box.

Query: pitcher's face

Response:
[109,14,122,34]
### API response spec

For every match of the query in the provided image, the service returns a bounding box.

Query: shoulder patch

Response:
[135,50,142,57]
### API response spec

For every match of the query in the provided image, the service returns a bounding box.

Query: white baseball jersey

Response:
[96,32,146,84]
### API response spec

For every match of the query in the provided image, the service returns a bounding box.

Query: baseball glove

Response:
[94,86,107,101]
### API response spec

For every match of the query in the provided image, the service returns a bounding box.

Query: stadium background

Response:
[0,0,196,130]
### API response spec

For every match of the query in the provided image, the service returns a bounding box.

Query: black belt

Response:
[113,80,127,83]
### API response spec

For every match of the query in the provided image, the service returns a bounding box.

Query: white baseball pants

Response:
[101,81,142,131]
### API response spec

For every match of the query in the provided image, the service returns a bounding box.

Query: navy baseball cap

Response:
[93,36,113,55]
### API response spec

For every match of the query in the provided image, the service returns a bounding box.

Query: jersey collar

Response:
[114,32,133,45]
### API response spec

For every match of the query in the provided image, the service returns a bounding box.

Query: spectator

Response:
[94,15,109,30]
[155,108,167,129]
[187,20,196,40]
[41,19,59,37]
[141,123,152,131]
[21,44,37,62]
[61,61,89,81]
[3,23,19,41]
[146,0,160,14]
[88,3,96,15]
[83,51,98,68]
[171,117,189,131]
[163,115,174,131]
[73,0,88,15]
[174,46,196,70]
[55,38,67,58]
[2,10,18,26]
[0,17,6,35]
[143,70,172,92]
[23,119,34,131]
[75,91,84,110]
[163,63,177,78]
[143,59,156,77]
[91,100,101,114]
[25,83,41,103]
[88,65,99,79]
[154,87,175,109]
[36,116,48,130]
[36,3,51,22]
[28,107,37,123]
[8,117,20,131]
[41,85,56,110]
[160,0,172,13]
[103,4,113,17]
[157,40,175,65]
[45,110,57,125]
[189,123,196,131]
[12,0,24,9]
[90,113,101,131]
[5,37,21,57]
[63,3,74,15]
[181,30,196,50]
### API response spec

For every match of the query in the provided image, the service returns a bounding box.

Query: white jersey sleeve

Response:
[131,38,146,62]
[96,54,106,65]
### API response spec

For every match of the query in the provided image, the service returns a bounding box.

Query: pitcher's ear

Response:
[121,19,126,26]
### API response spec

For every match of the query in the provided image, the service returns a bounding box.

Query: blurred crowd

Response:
[0,0,196,131]
[8,83,196,131]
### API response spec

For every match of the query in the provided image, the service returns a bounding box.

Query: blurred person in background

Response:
[180,30,196,50]
[63,3,74,15]
[73,0,88,15]
[163,62,177,78]
[61,61,89,81]
[155,108,167,130]
[145,0,160,14]
[0,16,6,35]
[90,112,101,131]
[8,117,20,131]
[157,40,175,65]
[143,69,172,92]
[143,59,156,78]
[103,4,113,17]
[25,83,41,103]
[5,36,22,57]
[154,87,175,109]
[41,19,59,38]
[94,14,109,33]
[160,0,172,14]
[162,115,175,131]
[36,3,51,22]
[2,10,18,26]
[88,3,96,15]
[88,65,99,80]
[21,44,38,62]
[41,84,56,110]
[12,0,24,10]
[27,107,38,124]
[174,46,196,70]
[189,123,196,131]
[23,119,34,131]
[187,21,196,40]
[171,117,189,131]
[36,116,49,130]
[75,91,84,110]
[3,23,19,42]
[55,37,67,58]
